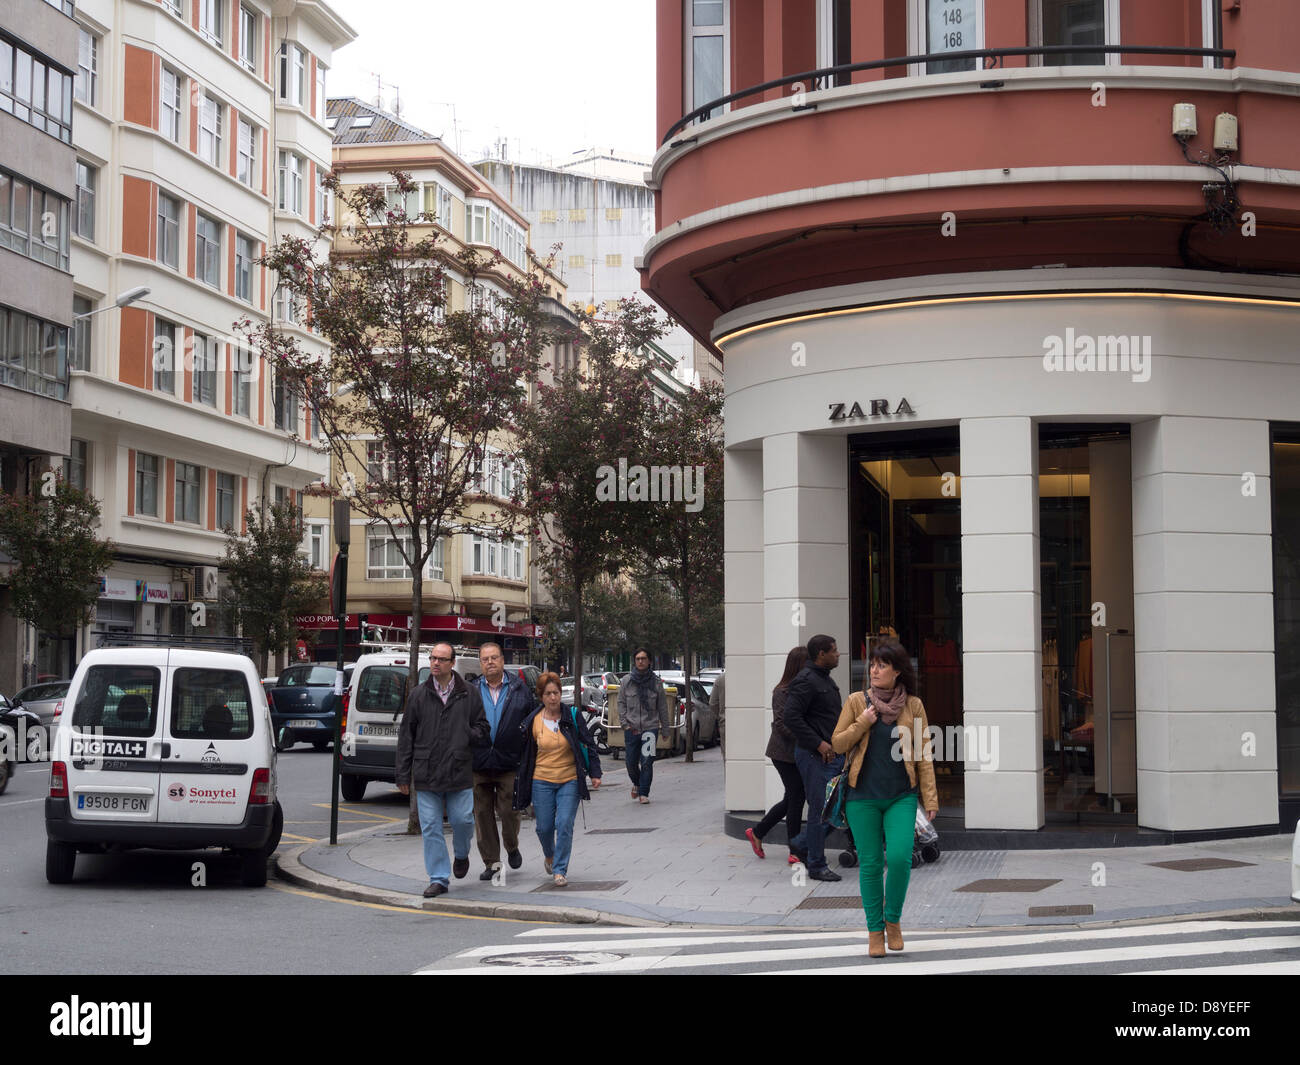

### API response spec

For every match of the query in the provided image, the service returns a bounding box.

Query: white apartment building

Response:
[67,0,354,649]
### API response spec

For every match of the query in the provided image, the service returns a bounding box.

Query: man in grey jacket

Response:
[396,641,490,897]
[619,648,670,803]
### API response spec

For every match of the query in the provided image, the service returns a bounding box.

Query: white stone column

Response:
[960,417,1044,829]
[1132,416,1278,831]
[755,433,850,809]
[723,448,766,811]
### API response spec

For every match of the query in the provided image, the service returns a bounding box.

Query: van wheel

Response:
[341,775,366,802]
[0,759,11,795]
[240,849,269,887]
[263,800,284,855]
[46,839,76,884]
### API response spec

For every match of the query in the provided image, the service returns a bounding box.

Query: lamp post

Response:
[73,286,151,320]
[328,478,354,846]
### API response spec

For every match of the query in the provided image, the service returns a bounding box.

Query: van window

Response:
[171,668,254,740]
[356,667,408,713]
[72,666,161,737]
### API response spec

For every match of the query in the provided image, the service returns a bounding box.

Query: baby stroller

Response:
[838,806,941,869]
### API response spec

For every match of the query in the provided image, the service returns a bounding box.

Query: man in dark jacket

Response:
[471,642,536,880]
[396,641,490,898]
[782,634,844,882]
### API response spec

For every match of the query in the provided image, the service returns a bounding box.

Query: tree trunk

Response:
[572,584,584,713]
[406,562,424,834]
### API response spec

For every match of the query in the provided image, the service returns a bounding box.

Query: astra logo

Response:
[828,398,916,421]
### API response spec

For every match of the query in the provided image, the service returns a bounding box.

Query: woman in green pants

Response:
[832,639,939,959]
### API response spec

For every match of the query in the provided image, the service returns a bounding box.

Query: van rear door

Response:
[67,664,164,824]
[157,664,257,826]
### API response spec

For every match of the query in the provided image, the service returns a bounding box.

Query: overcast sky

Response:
[326,0,658,166]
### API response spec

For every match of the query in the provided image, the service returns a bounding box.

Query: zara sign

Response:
[827,398,916,422]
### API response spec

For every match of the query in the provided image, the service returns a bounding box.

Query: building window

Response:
[274,286,302,326]
[1030,0,1114,67]
[0,306,68,399]
[278,151,303,214]
[233,348,251,417]
[74,160,95,240]
[192,333,216,406]
[568,254,585,269]
[365,441,389,484]
[63,439,88,492]
[685,0,728,121]
[136,453,159,516]
[305,520,328,570]
[316,171,329,223]
[235,233,254,302]
[153,319,176,393]
[239,6,257,72]
[160,67,182,142]
[908,0,986,75]
[315,64,326,122]
[196,214,221,289]
[199,93,223,167]
[217,472,236,529]
[466,203,489,244]
[237,118,256,187]
[0,38,74,143]
[74,29,97,106]
[605,253,622,268]
[175,462,201,524]
[199,0,224,47]
[273,373,298,433]
[279,43,305,106]
[367,526,417,580]
[157,193,179,268]
[71,296,91,371]
[1,175,70,271]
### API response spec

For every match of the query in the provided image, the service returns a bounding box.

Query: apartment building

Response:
[0,0,79,690]
[63,0,353,655]
[296,98,571,663]
[644,0,1300,836]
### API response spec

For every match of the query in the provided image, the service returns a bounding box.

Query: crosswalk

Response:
[414,919,1300,975]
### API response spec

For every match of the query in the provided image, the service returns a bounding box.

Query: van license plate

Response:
[358,724,396,737]
[77,795,149,812]
[289,719,320,728]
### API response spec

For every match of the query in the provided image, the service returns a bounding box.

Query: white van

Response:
[339,650,479,801]
[44,648,282,887]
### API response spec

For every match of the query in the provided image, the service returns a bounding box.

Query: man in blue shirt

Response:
[471,642,537,880]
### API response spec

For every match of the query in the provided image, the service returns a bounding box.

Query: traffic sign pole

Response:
[329,498,351,846]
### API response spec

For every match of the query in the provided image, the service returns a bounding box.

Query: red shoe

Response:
[745,828,765,859]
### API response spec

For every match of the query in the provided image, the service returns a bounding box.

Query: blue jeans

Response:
[532,778,580,877]
[624,729,659,797]
[792,746,844,873]
[415,787,474,886]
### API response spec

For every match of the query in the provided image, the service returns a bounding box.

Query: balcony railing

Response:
[664,44,1236,144]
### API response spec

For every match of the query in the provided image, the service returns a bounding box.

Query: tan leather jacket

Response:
[831,692,940,813]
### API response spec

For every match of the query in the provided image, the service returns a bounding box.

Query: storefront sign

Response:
[137,582,172,604]
[99,578,136,602]
[294,612,542,638]
[828,398,916,422]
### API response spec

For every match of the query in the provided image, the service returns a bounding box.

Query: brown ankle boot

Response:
[868,930,886,958]
[885,921,904,952]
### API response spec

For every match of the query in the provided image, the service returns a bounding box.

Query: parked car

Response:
[685,678,718,748]
[44,647,283,886]
[267,664,352,751]
[583,672,619,702]
[339,650,478,802]
[561,676,604,709]
[505,663,541,693]
[11,680,71,729]
[0,702,42,795]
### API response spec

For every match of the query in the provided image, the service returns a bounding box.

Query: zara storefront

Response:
[712,269,1300,835]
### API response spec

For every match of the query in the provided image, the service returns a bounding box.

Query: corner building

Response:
[641,0,1300,836]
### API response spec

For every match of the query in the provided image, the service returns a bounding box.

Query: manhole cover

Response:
[481,951,626,968]
[1147,858,1255,872]
[530,880,625,892]
[955,879,1061,893]
[1028,905,1095,917]
[587,828,658,835]
[796,896,862,910]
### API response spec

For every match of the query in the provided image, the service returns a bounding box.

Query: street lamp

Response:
[73,286,151,320]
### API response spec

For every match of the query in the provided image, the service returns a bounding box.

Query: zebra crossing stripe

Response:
[1128,961,1300,975]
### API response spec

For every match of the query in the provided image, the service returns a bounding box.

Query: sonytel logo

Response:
[828,398,916,422]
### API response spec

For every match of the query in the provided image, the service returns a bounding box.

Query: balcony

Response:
[643,34,1300,344]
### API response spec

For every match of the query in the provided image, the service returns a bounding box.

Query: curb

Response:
[271,836,663,927]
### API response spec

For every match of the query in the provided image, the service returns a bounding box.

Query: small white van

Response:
[339,650,479,801]
[44,648,283,887]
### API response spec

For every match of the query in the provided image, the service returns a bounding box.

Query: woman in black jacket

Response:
[513,672,602,886]
[746,646,808,864]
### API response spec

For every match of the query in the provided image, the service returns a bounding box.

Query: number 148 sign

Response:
[929,0,977,53]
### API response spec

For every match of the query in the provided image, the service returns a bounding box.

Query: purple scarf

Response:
[868,683,908,725]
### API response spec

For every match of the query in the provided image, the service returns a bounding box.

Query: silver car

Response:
[11,680,70,728]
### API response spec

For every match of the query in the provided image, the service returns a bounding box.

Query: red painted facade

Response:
[644,0,1300,347]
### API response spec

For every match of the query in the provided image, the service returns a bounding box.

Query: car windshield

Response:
[279,665,335,687]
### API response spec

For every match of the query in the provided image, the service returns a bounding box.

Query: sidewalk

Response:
[274,747,1298,929]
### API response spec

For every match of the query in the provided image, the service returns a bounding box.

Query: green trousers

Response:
[845,791,918,931]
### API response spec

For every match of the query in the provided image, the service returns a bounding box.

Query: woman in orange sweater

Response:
[831,640,939,959]
[513,672,602,887]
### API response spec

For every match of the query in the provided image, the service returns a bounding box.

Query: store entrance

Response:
[1039,426,1137,821]
[849,429,964,811]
